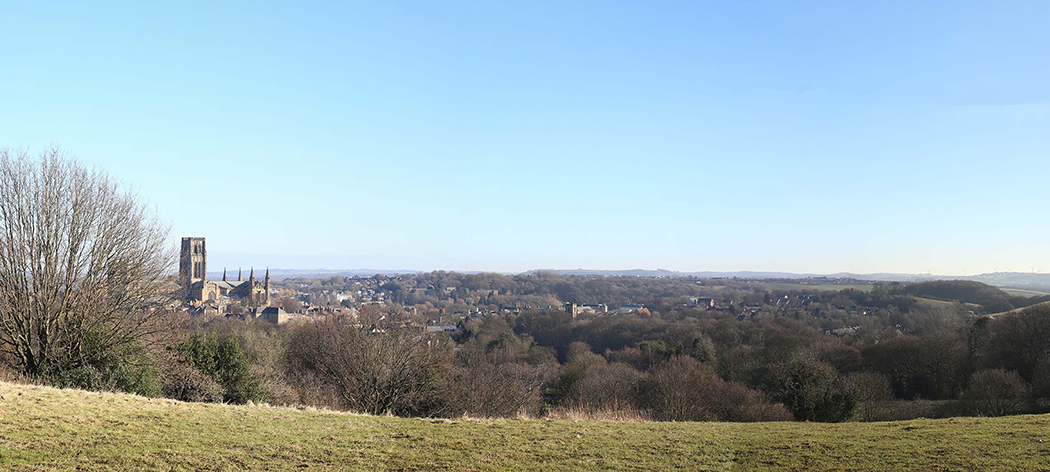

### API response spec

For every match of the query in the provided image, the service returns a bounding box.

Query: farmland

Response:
[760,283,875,293]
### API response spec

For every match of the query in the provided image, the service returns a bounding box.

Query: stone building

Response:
[180,237,270,306]
[257,306,289,325]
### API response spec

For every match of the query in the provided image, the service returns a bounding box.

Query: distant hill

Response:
[207,268,423,281]
[541,270,1050,292]
[990,299,1050,317]
[538,269,811,278]
[903,280,1017,313]
[964,272,1050,291]
[901,279,1050,313]
[207,267,1050,292]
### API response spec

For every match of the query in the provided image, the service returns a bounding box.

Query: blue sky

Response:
[2,1,1047,274]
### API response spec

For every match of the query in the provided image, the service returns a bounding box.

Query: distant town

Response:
[179,238,1050,341]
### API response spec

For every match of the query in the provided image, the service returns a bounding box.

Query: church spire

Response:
[264,267,270,306]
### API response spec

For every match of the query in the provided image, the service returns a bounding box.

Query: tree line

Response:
[2,148,1048,423]
[135,300,1050,422]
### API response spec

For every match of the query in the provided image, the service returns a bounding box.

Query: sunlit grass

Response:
[1,381,1049,471]
[1001,288,1050,298]
[761,283,874,293]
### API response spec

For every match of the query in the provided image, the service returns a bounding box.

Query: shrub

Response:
[766,351,855,422]
[848,372,894,422]
[877,399,963,421]
[44,335,161,397]
[444,353,558,418]
[180,332,263,404]
[161,361,225,403]
[47,360,159,397]
[230,321,299,406]
[557,343,644,413]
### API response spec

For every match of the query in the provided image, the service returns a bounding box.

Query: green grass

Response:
[989,300,1050,317]
[912,296,982,310]
[2,381,1050,471]
[762,283,874,293]
[1001,288,1050,298]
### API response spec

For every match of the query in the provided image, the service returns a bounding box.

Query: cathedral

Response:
[179,237,270,305]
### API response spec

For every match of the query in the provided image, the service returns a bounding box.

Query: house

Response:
[257,306,288,325]
[564,302,610,317]
[614,304,646,314]
[425,325,462,335]
[582,303,608,313]
[688,297,716,308]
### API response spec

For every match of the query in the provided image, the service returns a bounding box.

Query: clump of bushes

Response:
[642,356,793,422]
[43,334,160,397]
[765,352,855,422]
[152,331,264,404]
[161,361,225,403]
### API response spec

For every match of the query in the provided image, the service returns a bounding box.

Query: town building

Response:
[563,302,610,317]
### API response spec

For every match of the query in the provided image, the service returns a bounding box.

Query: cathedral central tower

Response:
[179,237,206,292]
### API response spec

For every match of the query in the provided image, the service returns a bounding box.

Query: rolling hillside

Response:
[1,381,1049,471]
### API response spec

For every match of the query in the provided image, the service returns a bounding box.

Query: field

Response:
[755,284,1050,299]
[989,300,1050,317]
[761,283,874,293]
[1001,288,1050,298]
[2,382,1050,471]
[913,296,982,311]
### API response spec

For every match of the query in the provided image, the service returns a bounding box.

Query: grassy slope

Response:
[1,382,1049,471]
[912,296,983,311]
[1001,288,1050,298]
[989,300,1050,317]
[761,283,874,293]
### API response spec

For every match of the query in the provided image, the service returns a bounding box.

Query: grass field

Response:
[762,283,875,293]
[912,296,983,311]
[989,300,1050,318]
[2,381,1050,471]
[1001,288,1050,298]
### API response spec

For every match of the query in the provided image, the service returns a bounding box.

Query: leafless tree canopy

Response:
[0,147,174,376]
[287,315,450,416]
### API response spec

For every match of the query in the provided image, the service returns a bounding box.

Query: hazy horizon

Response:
[201,251,1045,278]
[3,1,1047,276]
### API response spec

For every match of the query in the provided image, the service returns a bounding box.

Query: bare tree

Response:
[0,147,174,378]
[963,369,1029,417]
[444,343,559,418]
[287,315,450,416]
[642,356,793,422]
[559,343,644,414]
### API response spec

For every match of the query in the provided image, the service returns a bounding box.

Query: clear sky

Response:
[2,1,1047,275]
